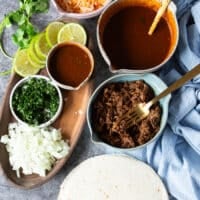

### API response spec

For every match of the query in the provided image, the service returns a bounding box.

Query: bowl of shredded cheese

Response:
[52,0,112,19]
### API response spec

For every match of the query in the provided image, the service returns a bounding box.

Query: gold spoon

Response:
[120,64,200,128]
[148,0,171,35]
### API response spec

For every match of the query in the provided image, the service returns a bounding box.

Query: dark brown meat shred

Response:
[92,80,162,148]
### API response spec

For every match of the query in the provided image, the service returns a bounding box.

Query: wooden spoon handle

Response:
[148,0,171,35]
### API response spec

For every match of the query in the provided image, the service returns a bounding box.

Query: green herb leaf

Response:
[0,0,49,60]
[31,1,49,13]
[0,69,11,76]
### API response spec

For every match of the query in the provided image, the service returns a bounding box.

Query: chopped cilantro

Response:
[12,77,59,125]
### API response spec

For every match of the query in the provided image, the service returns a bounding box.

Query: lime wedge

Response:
[35,32,51,60]
[46,21,64,47]
[57,23,87,45]
[13,49,40,77]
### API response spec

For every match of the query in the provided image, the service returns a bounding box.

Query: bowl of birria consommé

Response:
[9,75,63,127]
[97,0,179,73]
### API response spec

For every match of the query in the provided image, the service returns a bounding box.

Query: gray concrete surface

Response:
[0,1,111,199]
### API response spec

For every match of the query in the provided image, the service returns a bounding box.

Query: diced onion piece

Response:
[1,122,70,177]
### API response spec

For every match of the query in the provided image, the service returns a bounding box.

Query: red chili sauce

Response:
[49,43,92,87]
[102,6,171,70]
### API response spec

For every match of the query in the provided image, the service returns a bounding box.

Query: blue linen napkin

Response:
[104,1,200,199]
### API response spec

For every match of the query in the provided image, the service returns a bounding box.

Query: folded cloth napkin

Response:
[104,1,200,199]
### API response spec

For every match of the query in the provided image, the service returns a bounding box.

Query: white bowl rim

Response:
[51,0,113,19]
[87,73,171,151]
[9,75,63,128]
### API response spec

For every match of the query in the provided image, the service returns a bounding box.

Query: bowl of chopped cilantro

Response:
[9,75,63,127]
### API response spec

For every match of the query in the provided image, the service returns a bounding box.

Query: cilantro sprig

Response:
[0,0,49,58]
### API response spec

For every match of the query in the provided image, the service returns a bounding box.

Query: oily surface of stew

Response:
[92,81,161,148]
[103,6,171,69]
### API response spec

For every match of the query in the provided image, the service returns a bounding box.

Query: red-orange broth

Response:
[48,43,92,87]
[102,6,171,70]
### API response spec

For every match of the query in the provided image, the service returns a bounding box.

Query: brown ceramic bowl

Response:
[97,0,179,73]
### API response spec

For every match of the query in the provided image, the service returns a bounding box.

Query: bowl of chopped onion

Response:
[52,0,112,19]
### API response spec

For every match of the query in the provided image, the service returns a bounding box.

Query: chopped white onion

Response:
[1,122,70,177]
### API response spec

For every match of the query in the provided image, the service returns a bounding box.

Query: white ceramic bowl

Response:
[52,0,112,19]
[46,42,94,90]
[97,0,179,73]
[9,75,63,128]
[87,73,171,151]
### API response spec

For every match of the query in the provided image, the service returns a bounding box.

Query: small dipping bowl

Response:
[97,0,179,73]
[47,42,94,90]
[10,75,63,128]
[87,73,171,151]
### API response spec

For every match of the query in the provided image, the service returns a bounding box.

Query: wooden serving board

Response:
[0,17,95,189]
[0,70,93,189]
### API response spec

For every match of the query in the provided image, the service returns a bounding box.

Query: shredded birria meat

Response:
[92,81,162,148]
[56,0,106,13]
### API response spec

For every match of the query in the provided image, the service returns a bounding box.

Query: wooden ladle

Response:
[148,0,171,35]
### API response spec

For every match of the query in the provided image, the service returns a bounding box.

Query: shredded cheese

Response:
[56,0,106,13]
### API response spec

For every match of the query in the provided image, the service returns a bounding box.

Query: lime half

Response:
[13,49,40,77]
[57,23,87,45]
[46,21,64,47]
